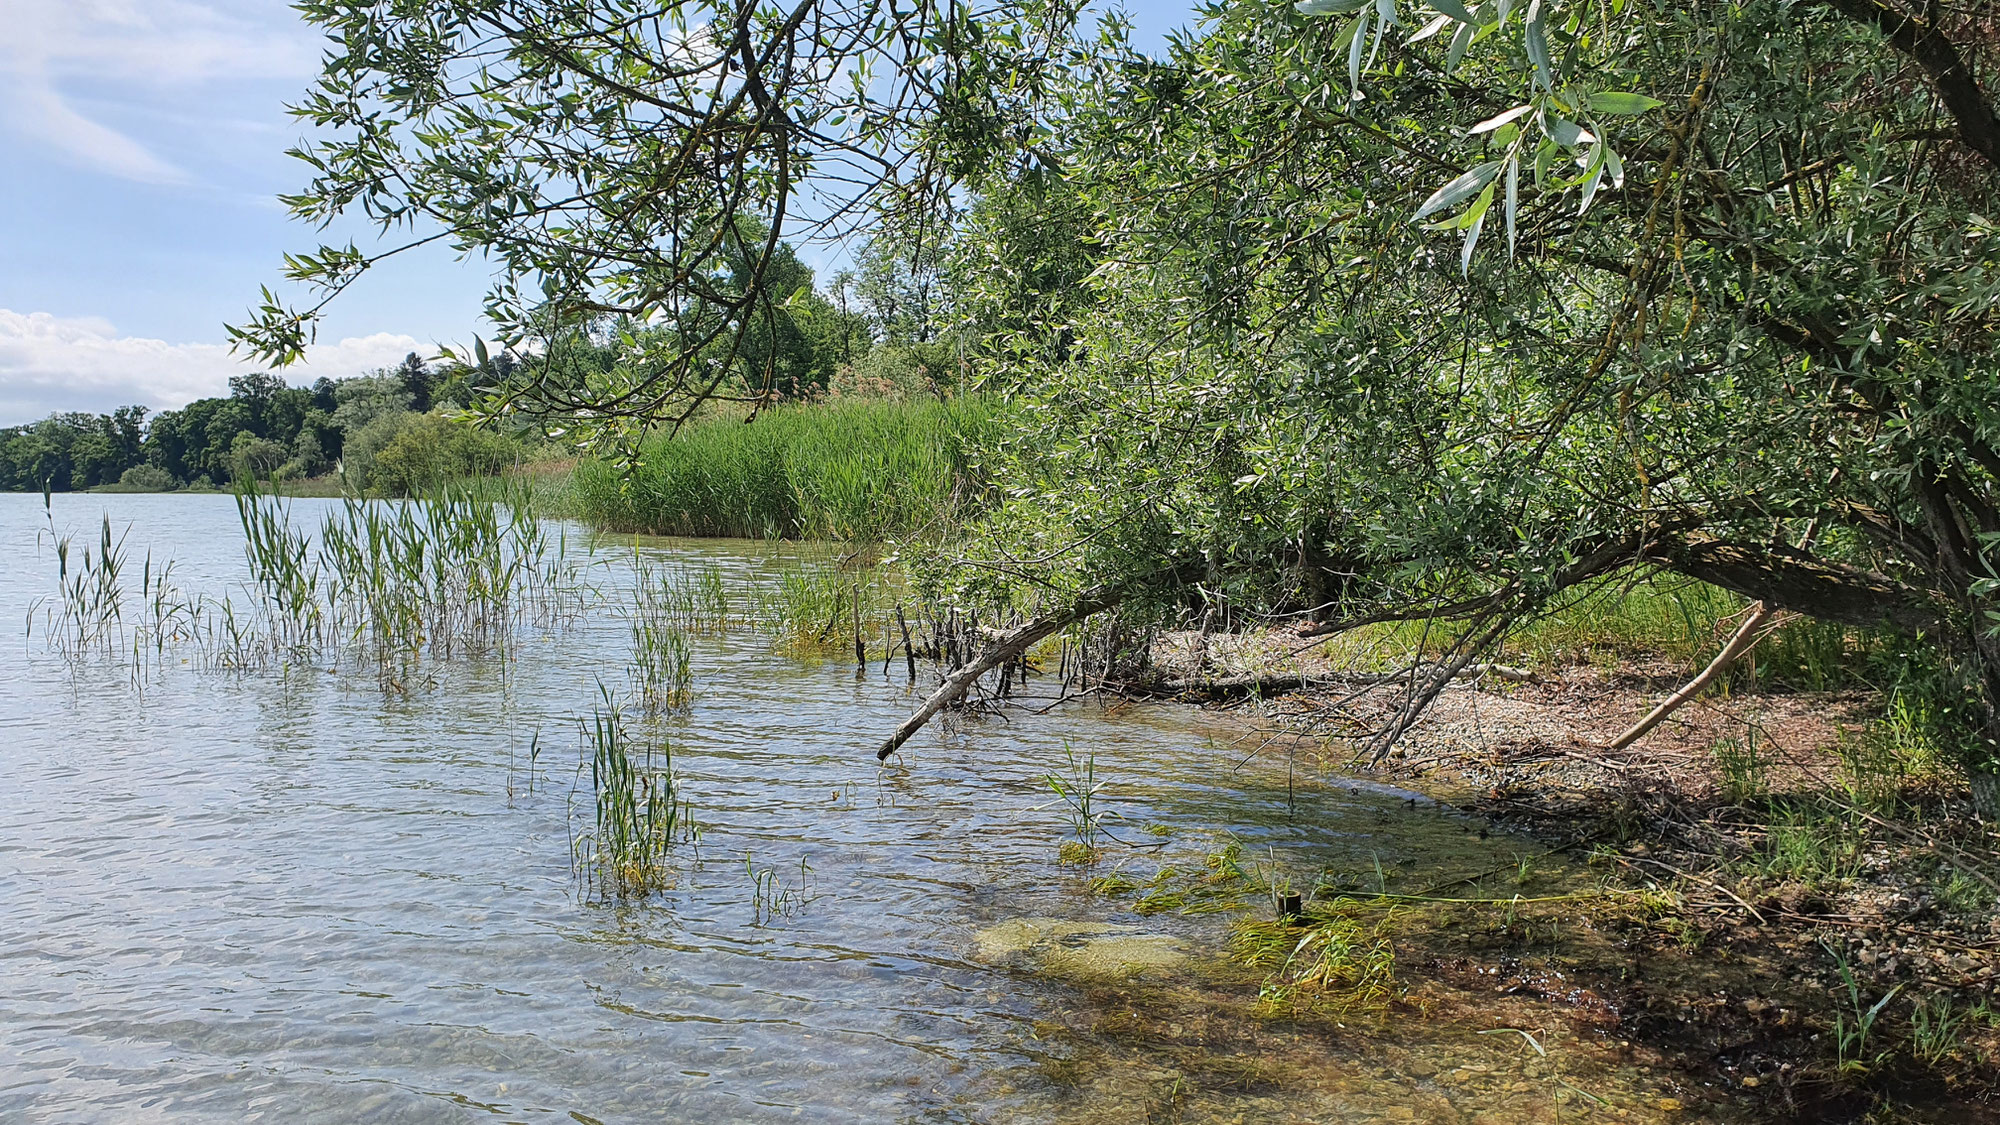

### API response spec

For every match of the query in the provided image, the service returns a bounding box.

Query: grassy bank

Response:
[572,397,998,540]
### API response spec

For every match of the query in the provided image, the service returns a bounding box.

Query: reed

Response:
[571,397,997,541]
[629,617,694,715]
[33,506,131,660]
[750,560,907,660]
[236,480,583,681]
[570,685,690,899]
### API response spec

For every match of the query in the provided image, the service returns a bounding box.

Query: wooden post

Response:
[896,604,917,682]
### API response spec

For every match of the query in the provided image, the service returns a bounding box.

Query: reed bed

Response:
[571,397,997,541]
[233,482,585,682]
[29,482,586,688]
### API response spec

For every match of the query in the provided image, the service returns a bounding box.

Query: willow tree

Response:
[234,0,1070,444]
[944,0,2000,809]
[246,0,2000,808]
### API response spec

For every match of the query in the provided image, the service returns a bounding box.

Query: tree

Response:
[395,352,438,412]
[246,0,2000,810]
[236,0,1078,447]
[945,0,2000,808]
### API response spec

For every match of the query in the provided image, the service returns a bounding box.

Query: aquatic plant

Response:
[235,480,584,682]
[746,855,815,923]
[1044,741,1109,864]
[34,507,129,660]
[755,565,860,656]
[1233,903,1399,1016]
[33,481,583,690]
[639,559,730,635]
[571,686,690,899]
[629,616,694,715]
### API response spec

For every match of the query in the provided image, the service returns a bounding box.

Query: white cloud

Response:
[0,0,315,182]
[0,308,425,422]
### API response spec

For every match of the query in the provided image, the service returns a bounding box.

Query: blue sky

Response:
[0,0,1198,426]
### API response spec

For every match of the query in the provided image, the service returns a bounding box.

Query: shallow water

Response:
[1,494,1718,1123]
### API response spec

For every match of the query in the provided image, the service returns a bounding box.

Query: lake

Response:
[0,492,1708,1123]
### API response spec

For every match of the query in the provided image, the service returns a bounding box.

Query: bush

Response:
[337,410,419,493]
[118,464,178,491]
[369,413,522,496]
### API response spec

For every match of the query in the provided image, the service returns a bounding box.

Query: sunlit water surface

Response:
[1,494,1710,1124]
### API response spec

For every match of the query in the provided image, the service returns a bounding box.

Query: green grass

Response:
[1319,576,1894,690]
[571,396,999,540]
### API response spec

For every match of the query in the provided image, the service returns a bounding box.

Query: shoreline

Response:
[1136,632,2000,1120]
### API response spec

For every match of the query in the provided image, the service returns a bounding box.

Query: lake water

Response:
[0,493,1713,1123]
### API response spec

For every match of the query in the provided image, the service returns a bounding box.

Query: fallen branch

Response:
[876,584,1121,761]
[1608,601,1778,750]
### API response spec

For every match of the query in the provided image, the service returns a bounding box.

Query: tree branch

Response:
[1817,0,2000,169]
[1648,534,1949,632]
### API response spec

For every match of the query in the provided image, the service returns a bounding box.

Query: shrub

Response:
[369,413,521,496]
[117,464,178,491]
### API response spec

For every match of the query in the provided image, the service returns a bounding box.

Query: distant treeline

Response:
[0,353,518,494]
[5,232,953,497]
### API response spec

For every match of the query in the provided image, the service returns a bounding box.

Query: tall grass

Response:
[572,397,998,540]
[31,482,584,688]
[570,686,690,899]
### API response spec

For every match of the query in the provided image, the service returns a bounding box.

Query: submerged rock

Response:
[974,917,1188,981]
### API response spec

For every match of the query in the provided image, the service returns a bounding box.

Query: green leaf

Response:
[1445,19,1476,70]
[1430,0,1478,22]
[1408,12,1453,43]
[1524,0,1555,91]
[1505,154,1520,256]
[1462,195,1491,275]
[1347,7,1373,96]
[1578,146,1608,214]
[1414,160,1504,221]
[1471,104,1532,134]
[1586,91,1666,115]
[1543,115,1595,147]
[1296,0,1370,15]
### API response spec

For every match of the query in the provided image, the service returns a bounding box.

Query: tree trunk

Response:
[1972,766,2000,821]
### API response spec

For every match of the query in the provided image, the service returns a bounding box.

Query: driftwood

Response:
[875,585,1121,761]
[1608,601,1776,750]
